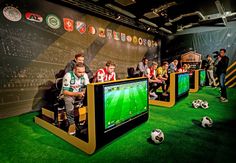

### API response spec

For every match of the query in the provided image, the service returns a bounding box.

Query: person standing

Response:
[217,49,229,102]
[206,55,217,87]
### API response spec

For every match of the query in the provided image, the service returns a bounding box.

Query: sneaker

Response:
[220,98,228,103]
[150,92,158,98]
[220,97,225,100]
[68,124,76,135]
[162,92,168,96]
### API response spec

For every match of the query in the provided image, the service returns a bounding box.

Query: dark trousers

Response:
[220,73,227,99]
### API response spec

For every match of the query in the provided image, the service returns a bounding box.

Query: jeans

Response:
[220,73,227,99]
[64,96,83,125]
[207,70,216,86]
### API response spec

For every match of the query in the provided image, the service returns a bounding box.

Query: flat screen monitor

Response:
[94,78,149,148]
[103,80,148,131]
[199,70,206,86]
[176,72,190,99]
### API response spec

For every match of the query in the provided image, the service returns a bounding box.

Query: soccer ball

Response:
[196,99,203,104]
[201,116,213,128]
[192,100,200,108]
[151,129,164,144]
[201,101,209,109]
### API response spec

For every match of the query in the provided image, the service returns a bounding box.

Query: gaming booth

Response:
[149,72,190,107]
[35,77,149,154]
[180,51,206,92]
[189,69,206,92]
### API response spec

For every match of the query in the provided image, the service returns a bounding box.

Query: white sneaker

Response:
[150,92,158,98]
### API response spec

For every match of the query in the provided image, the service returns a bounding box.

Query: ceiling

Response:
[54,0,236,35]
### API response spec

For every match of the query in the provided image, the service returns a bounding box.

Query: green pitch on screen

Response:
[200,70,206,86]
[104,81,148,130]
[178,74,190,96]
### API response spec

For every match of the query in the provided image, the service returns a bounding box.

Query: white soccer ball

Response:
[151,129,164,144]
[192,100,200,108]
[196,99,203,105]
[201,116,213,128]
[201,101,209,109]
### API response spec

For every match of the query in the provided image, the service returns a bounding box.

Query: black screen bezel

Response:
[175,72,190,100]
[199,70,206,87]
[94,78,149,149]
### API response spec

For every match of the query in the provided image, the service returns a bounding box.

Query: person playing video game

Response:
[93,61,116,82]
[61,63,89,135]
[146,61,162,99]
[156,61,169,96]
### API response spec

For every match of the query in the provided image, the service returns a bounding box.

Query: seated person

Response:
[64,53,93,82]
[168,59,178,73]
[177,64,188,72]
[61,63,89,135]
[146,62,162,99]
[93,61,116,82]
[127,67,140,78]
[156,61,169,96]
[136,57,149,77]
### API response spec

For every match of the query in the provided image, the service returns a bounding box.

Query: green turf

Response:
[104,81,147,129]
[0,87,236,162]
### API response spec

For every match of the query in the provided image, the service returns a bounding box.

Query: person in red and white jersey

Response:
[93,61,116,83]
[146,62,162,99]
[177,64,188,73]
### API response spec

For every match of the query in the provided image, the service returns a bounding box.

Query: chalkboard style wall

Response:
[0,0,160,118]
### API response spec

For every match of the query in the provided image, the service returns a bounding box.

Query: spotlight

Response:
[147,27,150,31]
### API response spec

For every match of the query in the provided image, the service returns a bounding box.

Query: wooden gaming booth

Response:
[149,72,190,107]
[35,77,149,154]
[180,51,205,92]
[189,69,206,92]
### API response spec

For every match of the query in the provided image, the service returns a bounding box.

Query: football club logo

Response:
[3,6,22,22]
[46,14,61,29]
[113,31,120,41]
[106,29,112,39]
[75,21,86,34]
[152,40,155,47]
[121,33,126,42]
[138,37,143,45]
[98,28,105,38]
[147,39,152,47]
[63,18,74,32]
[126,35,132,42]
[88,25,96,35]
[133,36,138,44]
[143,39,147,46]
[25,12,43,22]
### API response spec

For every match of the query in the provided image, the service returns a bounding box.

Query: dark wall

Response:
[162,21,236,64]
[0,0,160,118]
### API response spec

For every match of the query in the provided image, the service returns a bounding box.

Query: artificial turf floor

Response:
[0,87,236,163]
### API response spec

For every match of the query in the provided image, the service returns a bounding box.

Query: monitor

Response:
[199,70,206,86]
[176,72,190,99]
[103,80,148,131]
[93,78,149,148]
